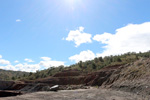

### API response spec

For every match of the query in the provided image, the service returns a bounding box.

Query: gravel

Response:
[1,88,149,100]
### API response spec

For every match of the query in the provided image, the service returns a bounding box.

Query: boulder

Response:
[49,85,59,91]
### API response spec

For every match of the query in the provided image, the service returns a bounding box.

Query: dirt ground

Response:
[1,88,149,100]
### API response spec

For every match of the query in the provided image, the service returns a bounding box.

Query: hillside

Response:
[0,51,150,99]
[0,51,150,82]
[19,51,150,81]
[0,57,150,99]
[0,69,29,80]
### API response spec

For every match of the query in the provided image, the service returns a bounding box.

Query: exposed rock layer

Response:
[0,58,150,97]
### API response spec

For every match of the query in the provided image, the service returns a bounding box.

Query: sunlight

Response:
[64,0,81,5]
[63,0,83,11]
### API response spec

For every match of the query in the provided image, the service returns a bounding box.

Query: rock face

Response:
[53,70,81,77]
[1,58,150,97]
[33,66,121,86]
[34,76,86,85]
[0,65,123,92]
[103,58,150,96]
[84,64,122,86]
[0,81,15,90]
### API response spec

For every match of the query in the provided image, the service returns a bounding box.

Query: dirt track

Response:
[1,88,149,100]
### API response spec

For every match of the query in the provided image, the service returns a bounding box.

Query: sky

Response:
[0,0,150,72]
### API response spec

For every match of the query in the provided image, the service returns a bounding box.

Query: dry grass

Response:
[121,58,150,80]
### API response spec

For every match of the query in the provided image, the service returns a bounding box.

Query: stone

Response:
[49,85,59,91]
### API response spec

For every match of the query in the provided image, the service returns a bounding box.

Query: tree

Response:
[78,61,83,69]
[92,63,97,69]
[58,65,64,71]
[94,58,99,63]
[12,76,15,80]
[99,57,104,62]
[23,74,26,77]
[29,72,33,76]
[116,57,122,62]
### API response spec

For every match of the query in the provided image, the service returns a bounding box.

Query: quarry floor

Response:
[1,88,149,100]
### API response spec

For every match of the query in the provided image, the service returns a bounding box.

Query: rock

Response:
[0,81,15,90]
[0,90,22,97]
[42,86,51,91]
[50,85,59,91]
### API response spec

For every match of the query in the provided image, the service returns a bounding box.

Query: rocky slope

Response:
[0,69,29,80]
[0,58,150,98]
[0,81,15,90]
[103,58,150,96]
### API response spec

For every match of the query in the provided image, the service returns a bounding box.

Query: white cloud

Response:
[0,55,11,65]
[93,22,150,57]
[39,61,65,69]
[14,60,19,63]
[79,26,84,32]
[0,65,17,71]
[93,32,113,44]
[65,26,92,47]
[0,59,10,65]
[0,55,65,72]
[0,63,41,72]
[16,19,21,22]
[39,57,65,69]
[69,50,96,63]
[15,63,41,72]
[40,57,51,61]
[24,58,34,63]
[0,56,65,72]
[40,57,65,69]
[0,55,2,59]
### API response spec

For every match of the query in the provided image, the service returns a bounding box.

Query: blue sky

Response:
[0,0,150,72]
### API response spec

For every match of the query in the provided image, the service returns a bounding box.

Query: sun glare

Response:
[65,0,81,5]
[64,0,83,11]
